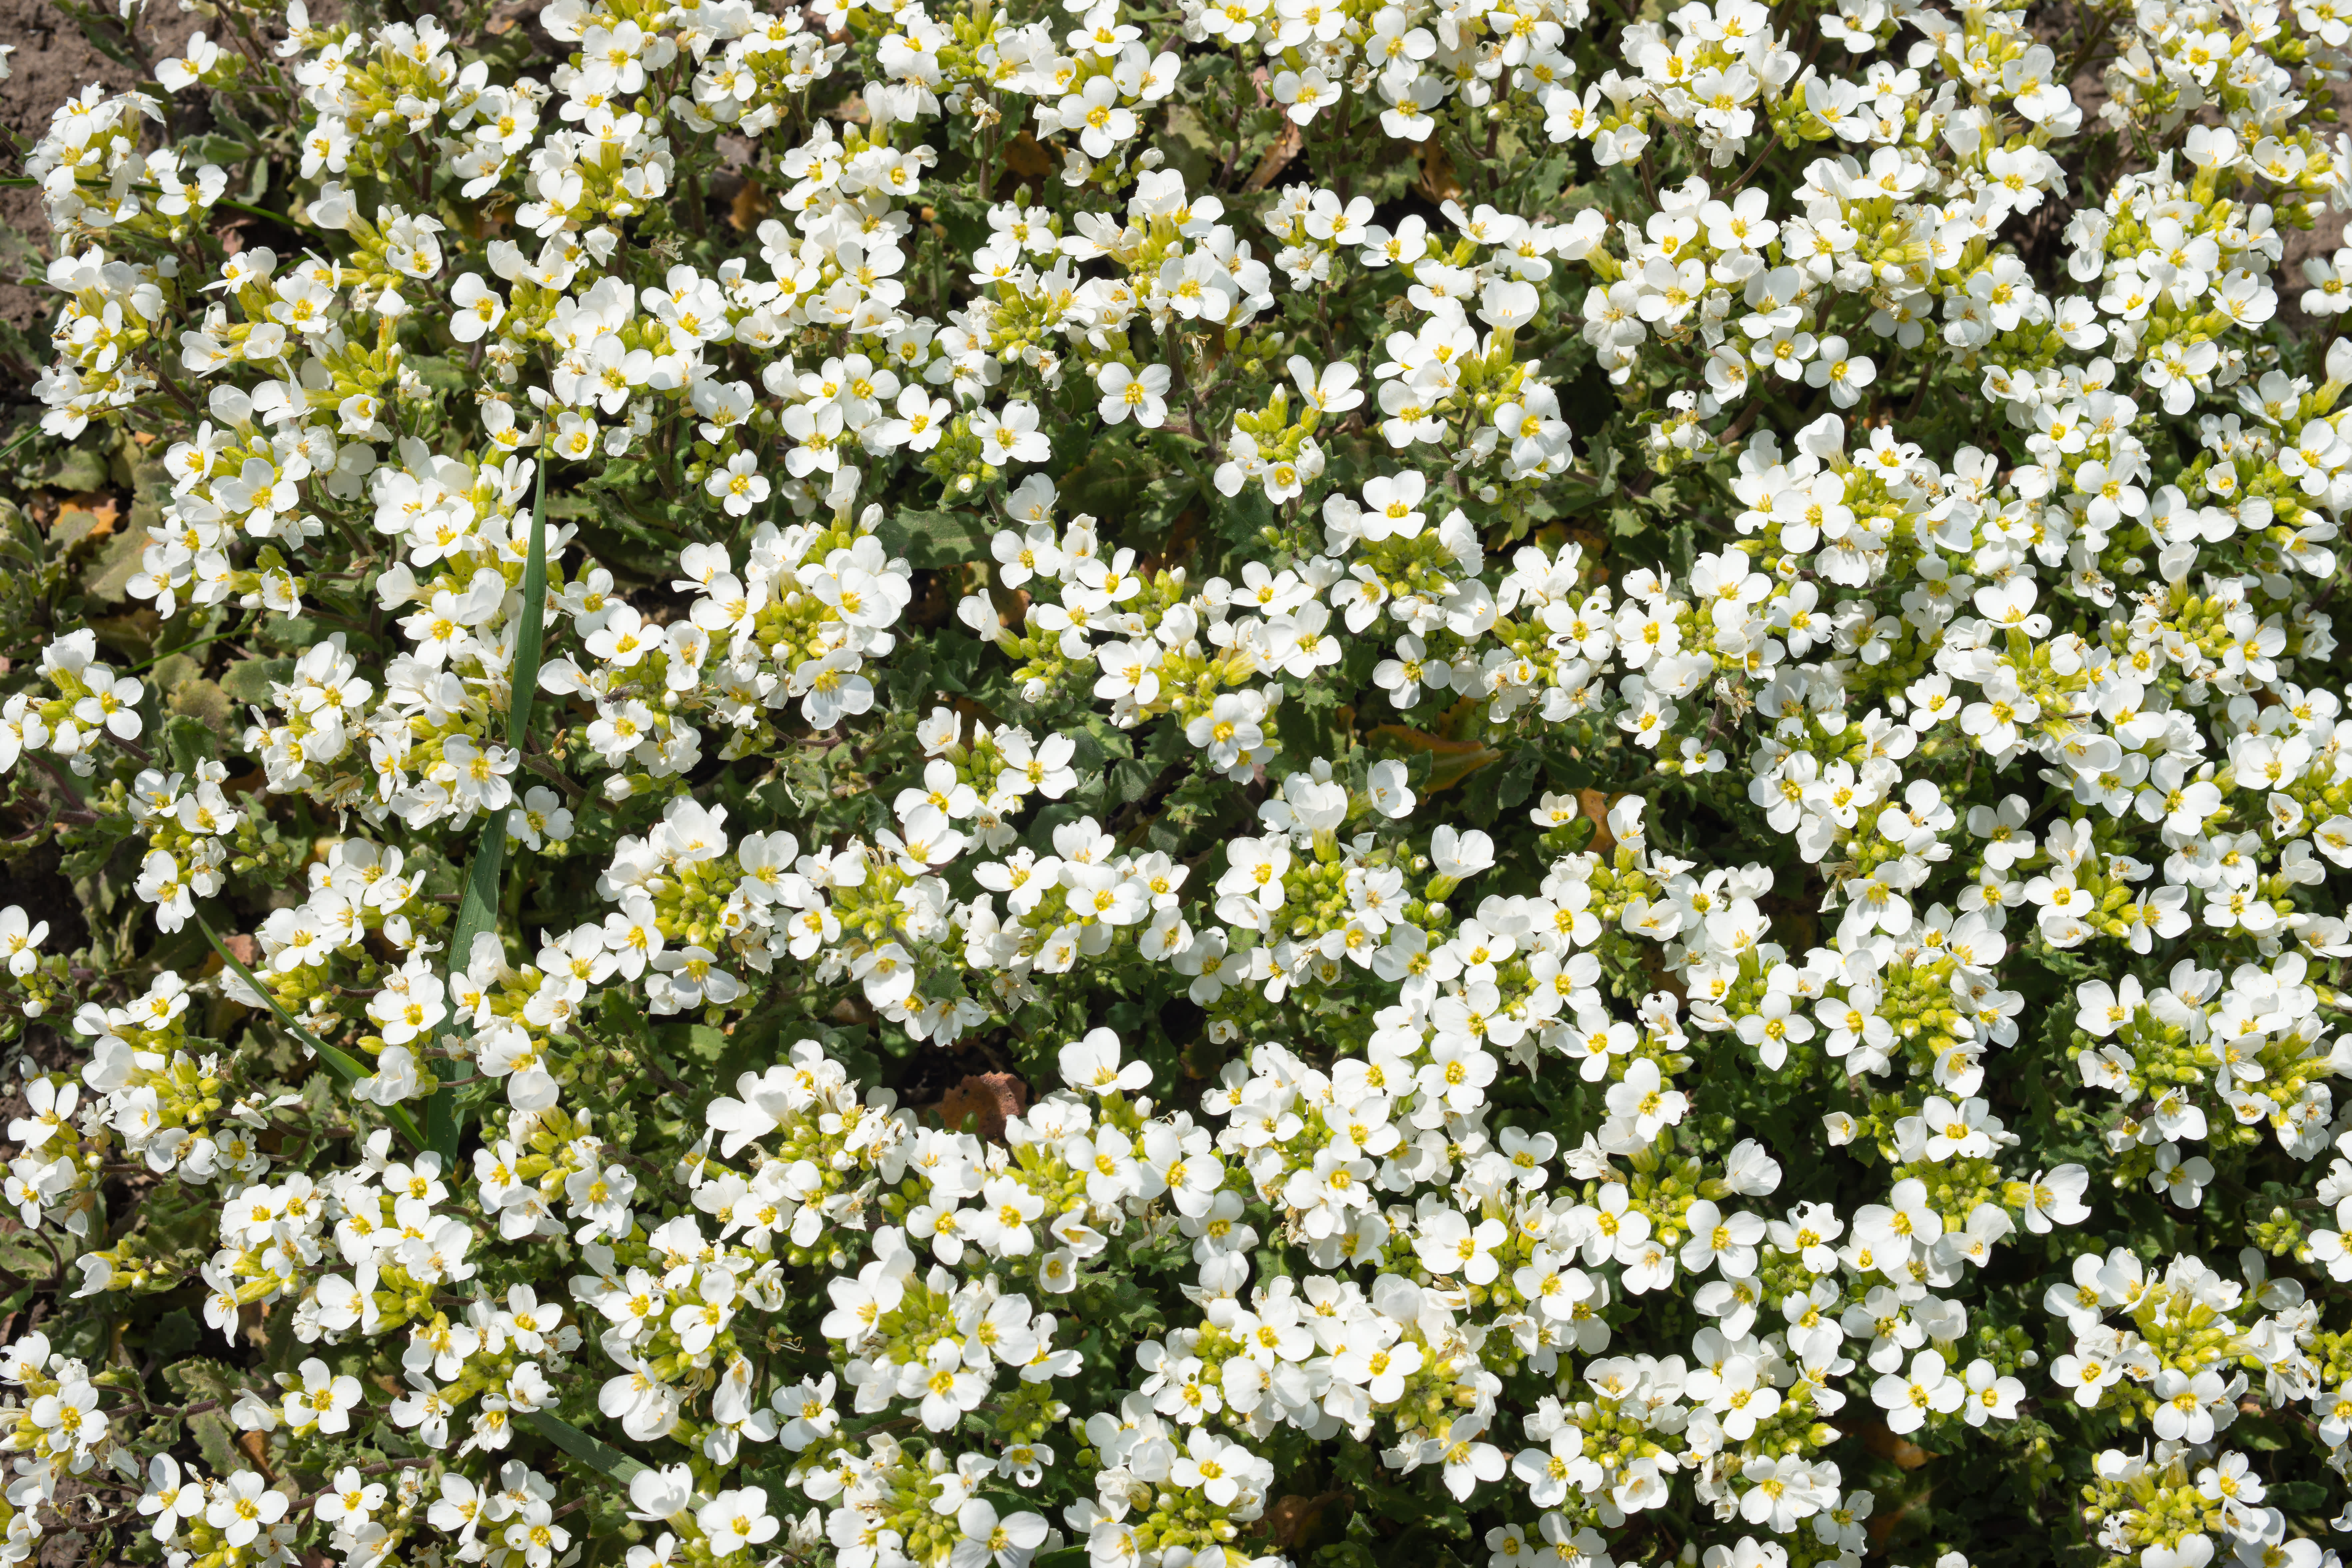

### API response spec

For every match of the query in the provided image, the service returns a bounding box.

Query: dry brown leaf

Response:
[53,491,120,538]
[985,580,1031,631]
[1366,723,1502,794]
[1577,788,1616,855]
[1854,1420,1938,1470]
[1568,524,1609,581]
[729,178,771,232]
[1416,137,1464,203]
[1003,130,1053,182]
[1244,119,1304,192]
[1262,1493,1350,1551]
[1867,1479,1937,1551]
[937,1072,1029,1142]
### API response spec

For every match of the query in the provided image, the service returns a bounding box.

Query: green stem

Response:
[195,911,425,1151]
[0,177,302,232]
[130,617,252,671]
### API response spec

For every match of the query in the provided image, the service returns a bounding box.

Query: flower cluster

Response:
[5,0,2352,1563]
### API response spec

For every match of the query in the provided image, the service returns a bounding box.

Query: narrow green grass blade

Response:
[195,911,425,1151]
[509,454,552,753]
[428,454,551,1164]
[432,813,505,1163]
[518,1408,648,1483]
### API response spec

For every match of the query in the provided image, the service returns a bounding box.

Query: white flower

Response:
[704,450,771,516]
[1429,824,1495,880]
[1872,1348,1964,1433]
[1059,1027,1150,1095]
[283,1357,363,1434]
[1605,1059,1687,1138]
[1095,361,1171,427]
[205,1471,290,1548]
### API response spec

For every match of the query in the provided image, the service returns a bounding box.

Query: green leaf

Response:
[163,713,220,774]
[173,133,254,170]
[660,1022,734,1066]
[146,1308,200,1363]
[2265,1479,2328,1513]
[251,616,328,656]
[518,1409,648,1483]
[406,354,469,394]
[50,504,109,550]
[0,1235,53,1285]
[874,506,991,568]
[220,657,295,706]
[195,911,425,1151]
[34,444,110,492]
[1110,757,1158,805]
[431,455,550,1164]
[84,532,149,604]
[1060,442,1193,541]
[189,1409,243,1478]
[585,485,690,557]
[1464,745,1544,825]
[160,1357,247,1404]
[59,814,136,881]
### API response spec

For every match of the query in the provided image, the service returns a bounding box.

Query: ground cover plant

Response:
[2,0,2352,1563]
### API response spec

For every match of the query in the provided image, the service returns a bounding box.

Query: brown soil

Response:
[1,4,205,344]
[0,1,237,426]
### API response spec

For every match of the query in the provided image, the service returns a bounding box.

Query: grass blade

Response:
[508,454,552,754]
[195,911,425,1152]
[428,454,551,1164]
[518,1409,647,1483]
[432,816,505,1163]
